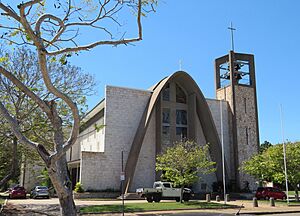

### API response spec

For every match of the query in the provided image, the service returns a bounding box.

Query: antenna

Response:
[228,22,236,51]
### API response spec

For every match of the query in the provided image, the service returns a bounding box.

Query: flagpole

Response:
[280,104,289,204]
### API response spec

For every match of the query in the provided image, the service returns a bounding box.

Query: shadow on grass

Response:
[80,205,143,213]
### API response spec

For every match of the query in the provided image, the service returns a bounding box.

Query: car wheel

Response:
[183,194,190,202]
[175,197,180,202]
[153,194,161,203]
[265,196,270,200]
[146,196,153,203]
[282,195,287,200]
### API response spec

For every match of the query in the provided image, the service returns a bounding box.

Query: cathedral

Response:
[66,51,260,193]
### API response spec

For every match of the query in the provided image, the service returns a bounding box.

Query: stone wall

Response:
[234,85,259,190]
[80,85,152,191]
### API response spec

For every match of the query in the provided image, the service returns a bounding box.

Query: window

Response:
[176,110,187,125]
[162,126,170,136]
[176,127,187,140]
[176,84,187,104]
[162,108,170,124]
[162,83,170,101]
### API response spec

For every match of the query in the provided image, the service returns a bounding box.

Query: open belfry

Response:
[215,51,260,190]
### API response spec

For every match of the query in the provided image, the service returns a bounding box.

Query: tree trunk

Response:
[180,186,183,203]
[295,186,299,202]
[48,155,77,216]
[58,189,77,216]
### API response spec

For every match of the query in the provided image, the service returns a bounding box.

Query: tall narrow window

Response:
[244,98,247,113]
[176,84,187,104]
[162,83,170,101]
[176,110,187,125]
[176,109,187,141]
[162,108,170,124]
[246,127,249,145]
[176,127,187,141]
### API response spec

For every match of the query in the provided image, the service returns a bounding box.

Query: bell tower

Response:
[215,51,260,190]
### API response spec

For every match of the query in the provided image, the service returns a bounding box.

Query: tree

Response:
[0,1,157,215]
[260,140,272,153]
[0,46,95,190]
[242,142,300,199]
[156,140,216,201]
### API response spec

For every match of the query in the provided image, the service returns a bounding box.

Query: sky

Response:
[68,0,300,145]
[3,0,299,144]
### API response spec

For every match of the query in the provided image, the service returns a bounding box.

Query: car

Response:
[8,186,27,199]
[30,186,50,199]
[255,187,287,200]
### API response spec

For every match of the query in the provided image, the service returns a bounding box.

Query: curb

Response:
[239,210,300,215]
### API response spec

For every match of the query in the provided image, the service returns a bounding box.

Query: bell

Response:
[234,72,242,80]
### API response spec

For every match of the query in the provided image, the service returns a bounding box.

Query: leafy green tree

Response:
[260,140,272,153]
[0,1,156,215]
[242,142,300,199]
[156,140,216,188]
[0,47,95,189]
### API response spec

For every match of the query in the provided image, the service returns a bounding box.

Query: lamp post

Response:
[220,100,226,204]
[280,104,289,204]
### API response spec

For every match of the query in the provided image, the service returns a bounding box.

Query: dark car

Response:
[30,186,50,199]
[255,187,287,200]
[8,186,27,199]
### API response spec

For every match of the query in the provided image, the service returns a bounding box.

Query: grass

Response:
[80,201,238,214]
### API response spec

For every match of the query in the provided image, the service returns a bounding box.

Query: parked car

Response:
[255,187,287,200]
[30,186,50,199]
[8,186,27,199]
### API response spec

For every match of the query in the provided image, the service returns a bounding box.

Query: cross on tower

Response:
[228,22,236,51]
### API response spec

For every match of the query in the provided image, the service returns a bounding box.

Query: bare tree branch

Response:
[0,66,52,116]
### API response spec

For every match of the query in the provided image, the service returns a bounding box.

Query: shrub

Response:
[74,182,84,193]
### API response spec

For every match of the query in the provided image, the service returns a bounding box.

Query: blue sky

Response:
[68,0,300,144]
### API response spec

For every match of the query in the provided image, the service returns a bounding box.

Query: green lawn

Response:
[80,201,238,214]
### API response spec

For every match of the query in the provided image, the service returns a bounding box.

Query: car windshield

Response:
[14,187,24,190]
[163,183,171,188]
[36,186,48,190]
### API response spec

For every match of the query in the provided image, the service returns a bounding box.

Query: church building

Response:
[67,51,260,193]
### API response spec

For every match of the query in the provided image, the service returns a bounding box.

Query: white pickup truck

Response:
[136,181,193,202]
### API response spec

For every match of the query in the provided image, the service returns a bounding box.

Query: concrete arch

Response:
[124,71,228,192]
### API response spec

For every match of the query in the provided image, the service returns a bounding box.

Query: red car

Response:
[255,187,287,200]
[8,186,27,199]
